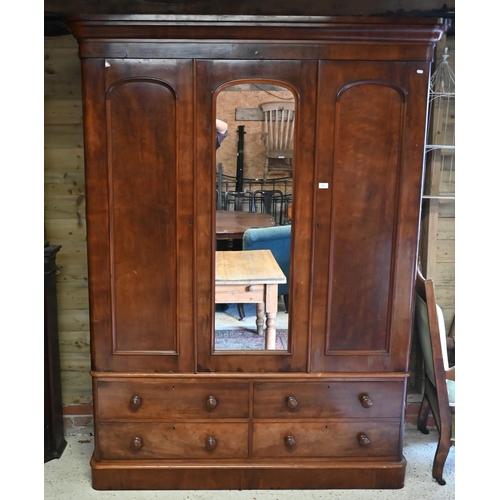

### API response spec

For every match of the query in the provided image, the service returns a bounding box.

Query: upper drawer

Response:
[253,381,404,418]
[96,379,250,420]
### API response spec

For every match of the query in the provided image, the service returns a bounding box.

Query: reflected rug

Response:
[215,328,288,350]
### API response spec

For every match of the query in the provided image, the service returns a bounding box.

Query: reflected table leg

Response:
[264,284,278,350]
[256,303,265,337]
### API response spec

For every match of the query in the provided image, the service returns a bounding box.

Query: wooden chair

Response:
[415,268,455,485]
[261,102,295,182]
[252,189,284,225]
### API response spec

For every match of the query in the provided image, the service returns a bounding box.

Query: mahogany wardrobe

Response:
[67,14,449,490]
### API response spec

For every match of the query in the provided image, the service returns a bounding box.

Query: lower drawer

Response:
[97,422,248,460]
[252,421,401,458]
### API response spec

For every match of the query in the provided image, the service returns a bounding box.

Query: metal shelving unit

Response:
[423,47,455,200]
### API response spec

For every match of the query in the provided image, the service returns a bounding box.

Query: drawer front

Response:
[98,422,248,460]
[96,380,249,420]
[252,421,401,458]
[215,284,265,303]
[253,381,404,418]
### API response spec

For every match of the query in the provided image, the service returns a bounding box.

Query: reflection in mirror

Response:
[214,83,295,353]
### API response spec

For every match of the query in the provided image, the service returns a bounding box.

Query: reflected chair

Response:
[215,189,224,210]
[224,191,253,212]
[252,189,284,225]
[222,190,253,316]
[261,102,295,182]
[415,267,455,486]
[238,225,291,320]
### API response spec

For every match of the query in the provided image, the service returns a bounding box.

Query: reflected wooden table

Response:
[215,250,287,349]
[216,211,275,240]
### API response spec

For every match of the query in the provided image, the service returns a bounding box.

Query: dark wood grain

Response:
[90,456,408,490]
[98,422,249,460]
[44,244,67,462]
[252,421,401,458]
[253,381,405,418]
[96,379,250,419]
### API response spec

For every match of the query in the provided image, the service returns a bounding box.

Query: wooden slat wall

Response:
[44,34,91,405]
[434,202,455,328]
[216,88,294,180]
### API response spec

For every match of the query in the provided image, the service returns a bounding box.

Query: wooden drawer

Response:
[253,381,404,418]
[97,422,248,460]
[215,284,265,303]
[96,380,249,420]
[252,421,401,458]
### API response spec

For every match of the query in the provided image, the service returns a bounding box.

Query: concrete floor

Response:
[44,426,455,499]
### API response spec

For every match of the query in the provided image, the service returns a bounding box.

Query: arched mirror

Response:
[213,82,296,353]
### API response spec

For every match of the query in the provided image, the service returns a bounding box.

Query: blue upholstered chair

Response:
[415,268,455,486]
[242,225,291,316]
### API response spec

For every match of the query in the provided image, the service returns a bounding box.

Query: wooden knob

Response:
[357,433,371,447]
[206,395,218,409]
[286,396,298,409]
[205,436,217,450]
[132,436,142,449]
[285,435,297,448]
[359,394,373,409]
[130,395,142,408]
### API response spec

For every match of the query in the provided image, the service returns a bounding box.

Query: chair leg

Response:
[432,435,452,486]
[237,303,245,320]
[283,294,289,313]
[417,393,431,435]
[432,416,453,486]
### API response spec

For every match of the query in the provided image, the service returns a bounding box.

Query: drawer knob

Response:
[247,285,255,291]
[286,396,298,409]
[206,395,218,409]
[285,435,297,448]
[359,394,373,409]
[358,433,371,447]
[130,395,142,408]
[205,436,217,451]
[132,436,142,449]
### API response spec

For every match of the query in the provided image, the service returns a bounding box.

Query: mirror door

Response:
[194,60,316,373]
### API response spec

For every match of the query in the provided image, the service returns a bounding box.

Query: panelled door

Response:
[310,61,430,373]
[84,59,196,373]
